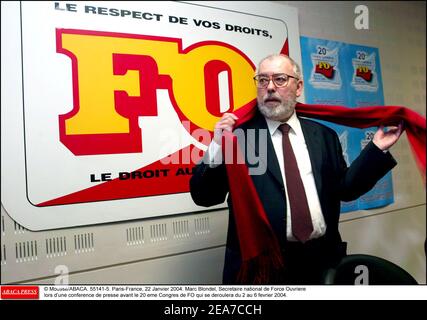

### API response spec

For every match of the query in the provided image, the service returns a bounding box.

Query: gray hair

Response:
[257,54,302,79]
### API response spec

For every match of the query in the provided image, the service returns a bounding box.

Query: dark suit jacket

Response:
[190,110,397,284]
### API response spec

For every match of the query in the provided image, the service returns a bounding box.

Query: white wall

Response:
[2,1,425,285]
[278,0,426,283]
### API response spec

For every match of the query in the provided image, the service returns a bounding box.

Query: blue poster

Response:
[300,36,394,213]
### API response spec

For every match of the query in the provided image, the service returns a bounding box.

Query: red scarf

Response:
[222,99,426,284]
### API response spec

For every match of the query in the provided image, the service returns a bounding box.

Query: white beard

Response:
[257,96,296,121]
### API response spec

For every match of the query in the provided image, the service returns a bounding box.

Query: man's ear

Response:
[296,79,304,97]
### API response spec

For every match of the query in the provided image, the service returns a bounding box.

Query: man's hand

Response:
[372,122,404,151]
[213,113,238,145]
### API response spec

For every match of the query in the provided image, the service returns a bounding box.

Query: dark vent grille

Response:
[46,236,67,257]
[195,217,210,235]
[1,245,6,265]
[74,233,94,253]
[14,221,27,234]
[173,220,190,239]
[15,241,38,262]
[150,223,167,242]
[126,226,144,245]
[1,214,5,235]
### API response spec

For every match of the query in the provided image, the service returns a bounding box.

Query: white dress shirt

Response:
[207,111,327,241]
[266,112,326,241]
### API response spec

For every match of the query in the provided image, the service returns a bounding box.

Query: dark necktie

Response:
[279,123,313,243]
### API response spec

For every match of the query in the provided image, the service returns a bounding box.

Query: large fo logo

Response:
[56,29,256,156]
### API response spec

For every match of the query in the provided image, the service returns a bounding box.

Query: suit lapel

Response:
[243,112,284,188]
[265,127,284,188]
[300,118,324,197]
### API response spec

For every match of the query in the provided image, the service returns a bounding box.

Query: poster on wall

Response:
[1,1,302,230]
[300,36,394,213]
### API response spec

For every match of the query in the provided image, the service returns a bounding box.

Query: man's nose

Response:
[267,78,276,92]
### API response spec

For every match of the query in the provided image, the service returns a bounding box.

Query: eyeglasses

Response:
[253,73,299,88]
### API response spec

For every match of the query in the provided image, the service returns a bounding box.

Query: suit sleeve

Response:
[189,152,229,207]
[338,138,397,201]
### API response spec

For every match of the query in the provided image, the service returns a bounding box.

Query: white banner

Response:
[1,1,301,230]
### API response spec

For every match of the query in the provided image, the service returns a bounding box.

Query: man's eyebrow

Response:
[257,73,286,76]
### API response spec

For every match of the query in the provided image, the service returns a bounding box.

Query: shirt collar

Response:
[265,111,302,136]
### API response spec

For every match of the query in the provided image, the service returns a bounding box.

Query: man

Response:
[190,54,403,284]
